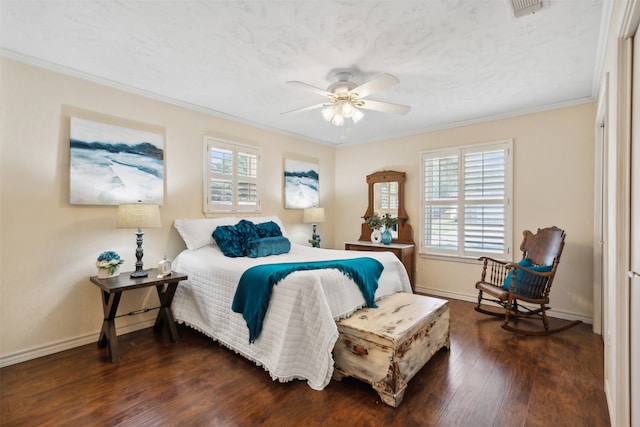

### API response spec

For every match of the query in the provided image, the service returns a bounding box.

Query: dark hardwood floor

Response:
[0,298,609,427]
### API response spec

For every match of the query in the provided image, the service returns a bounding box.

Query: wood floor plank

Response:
[0,298,610,427]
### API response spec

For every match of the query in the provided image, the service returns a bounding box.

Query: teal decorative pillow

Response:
[503,258,552,296]
[503,258,533,290]
[235,219,259,242]
[255,221,283,238]
[212,220,260,257]
[212,225,243,257]
[246,237,291,258]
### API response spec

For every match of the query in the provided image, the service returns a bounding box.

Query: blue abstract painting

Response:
[70,117,164,205]
[284,158,319,209]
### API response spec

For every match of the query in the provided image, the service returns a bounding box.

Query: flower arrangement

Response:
[365,212,383,230]
[366,213,398,230]
[96,251,124,275]
[382,213,398,229]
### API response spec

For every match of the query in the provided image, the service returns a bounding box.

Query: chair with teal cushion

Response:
[474,226,580,335]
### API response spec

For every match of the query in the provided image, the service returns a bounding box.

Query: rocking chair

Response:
[474,226,581,335]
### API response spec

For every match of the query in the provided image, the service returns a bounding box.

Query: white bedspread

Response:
[171,243,412,390]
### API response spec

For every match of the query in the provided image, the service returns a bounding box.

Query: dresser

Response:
[345,240,415,288]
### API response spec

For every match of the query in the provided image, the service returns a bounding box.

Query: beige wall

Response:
[0,58,336,363]
[0,56,597,365]
[334,102,596,321]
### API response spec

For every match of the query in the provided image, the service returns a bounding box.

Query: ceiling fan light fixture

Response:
[351,107,364,123]
[341,101,354,117]
[322,101,364,126]
[321,106,334,122]
[331,114,344,126]
[287,72,407,128]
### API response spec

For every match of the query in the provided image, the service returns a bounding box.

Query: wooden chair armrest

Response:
[509,264,554,277]
[478,257,510,285]
[477,256,508,266]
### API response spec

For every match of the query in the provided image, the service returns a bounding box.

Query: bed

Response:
[171,216,412,390]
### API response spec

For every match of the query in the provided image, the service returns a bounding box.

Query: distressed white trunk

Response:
[333,292,450,407]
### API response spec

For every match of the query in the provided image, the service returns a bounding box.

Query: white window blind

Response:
[421,140,512,259]
[203,137,260,213]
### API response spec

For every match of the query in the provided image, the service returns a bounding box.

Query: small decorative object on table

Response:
[365,213,384,243]
[157,256,172,278]
[96,251,124,279]
[381,229,392,245]
[381,213,398,245]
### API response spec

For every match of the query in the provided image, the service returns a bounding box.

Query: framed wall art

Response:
[69,116,165,205]
[283,157,319,209]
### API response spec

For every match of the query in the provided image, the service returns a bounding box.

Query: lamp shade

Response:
[117,203,161,228]
[303,207,325,224]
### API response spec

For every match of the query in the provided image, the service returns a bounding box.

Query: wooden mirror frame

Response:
[359,170,413,244]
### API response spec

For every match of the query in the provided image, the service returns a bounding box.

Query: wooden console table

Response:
[90,270,187,362]
[345,241,415,288]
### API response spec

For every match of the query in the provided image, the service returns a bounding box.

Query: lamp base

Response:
[309,231,321,248]
[130,227,148,278]
[130,269,148,278]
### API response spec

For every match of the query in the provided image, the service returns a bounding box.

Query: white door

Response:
[630,27,640,427]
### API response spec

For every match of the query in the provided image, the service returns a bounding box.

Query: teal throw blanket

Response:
[232,257,384,343]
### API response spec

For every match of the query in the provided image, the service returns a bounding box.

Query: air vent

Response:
[504,0,548,18]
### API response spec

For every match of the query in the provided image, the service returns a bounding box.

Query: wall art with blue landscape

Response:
[284,158,319,209]
[69,117,164,205]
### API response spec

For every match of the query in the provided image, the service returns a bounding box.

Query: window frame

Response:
[202,136,261,214]
[419,139,513,261]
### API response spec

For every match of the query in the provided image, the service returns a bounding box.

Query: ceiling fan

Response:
[283,72,411,127]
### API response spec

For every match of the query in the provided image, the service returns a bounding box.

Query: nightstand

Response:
[90,270,187,362]
[345,241,415,288]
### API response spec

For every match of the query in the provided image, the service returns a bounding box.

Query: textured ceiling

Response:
[0,0,606,145]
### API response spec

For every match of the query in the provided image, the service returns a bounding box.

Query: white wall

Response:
[334,103,597,322]
[0,58,337,364]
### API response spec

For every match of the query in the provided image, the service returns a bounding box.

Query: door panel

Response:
[630,28,639,427]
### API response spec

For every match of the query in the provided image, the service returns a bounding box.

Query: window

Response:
[420,140,512,260]
[203,137,260,213]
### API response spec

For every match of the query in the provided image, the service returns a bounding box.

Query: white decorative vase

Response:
[370,229,382,244]
[97,267,119,279]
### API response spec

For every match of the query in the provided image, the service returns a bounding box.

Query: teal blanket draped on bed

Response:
[232,257,384,343]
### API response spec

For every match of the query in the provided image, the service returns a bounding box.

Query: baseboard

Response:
[0,319,155,368]
[415,286,594,325]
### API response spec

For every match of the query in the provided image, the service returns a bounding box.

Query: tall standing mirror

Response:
[373,181,399,238]
[359,170,413,244]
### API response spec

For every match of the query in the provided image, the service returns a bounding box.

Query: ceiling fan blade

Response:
[286,81,332,97]
[357,99,411,115]
[281,103,327,115]
[350,73,399,99]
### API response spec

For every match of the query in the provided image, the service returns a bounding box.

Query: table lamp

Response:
[118,202,161,278]
[303,207,325,248]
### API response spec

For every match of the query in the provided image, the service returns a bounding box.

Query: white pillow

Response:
[174,217,237,250]
[173,215,288,250]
